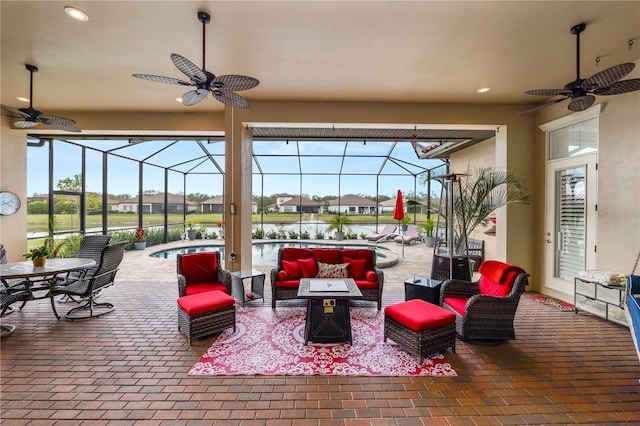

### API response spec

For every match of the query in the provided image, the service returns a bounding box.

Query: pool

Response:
[149,241,398,268]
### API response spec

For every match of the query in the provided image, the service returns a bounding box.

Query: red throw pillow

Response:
[342,248,373,270]
[298,257,318,277]
[277,270,288,281]
[282,260,302,279]
[366,270,377,282]
[343,256,366,279]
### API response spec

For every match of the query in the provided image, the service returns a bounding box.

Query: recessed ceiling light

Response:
[16,97,29,102]
[64,6,89,21]
[477,87,491,93]
[176,98,183,103]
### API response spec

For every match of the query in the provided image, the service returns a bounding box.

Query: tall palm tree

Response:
[457,167,530,238]
[416,167,530,253]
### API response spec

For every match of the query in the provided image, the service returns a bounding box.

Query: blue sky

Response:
[27,138,443,199]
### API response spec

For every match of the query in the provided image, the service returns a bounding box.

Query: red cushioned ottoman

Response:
[384,299,456,363]
[177,290,236,345]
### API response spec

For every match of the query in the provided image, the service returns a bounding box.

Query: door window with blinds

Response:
[554,166,587,280]
[543,112,598,293]
[548,117,597,161]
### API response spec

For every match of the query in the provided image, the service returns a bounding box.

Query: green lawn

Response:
[29,212,429,233]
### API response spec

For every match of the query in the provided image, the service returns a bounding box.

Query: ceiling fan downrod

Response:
[26,64,38,109]
[570,23,586,81]
[198,11,210,71]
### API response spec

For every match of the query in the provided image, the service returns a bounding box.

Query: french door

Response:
[544,154,597,295]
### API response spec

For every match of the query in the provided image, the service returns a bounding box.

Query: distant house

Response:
[203,196,259,214]
[114,193,197,214]
[201,196,224,214]
[327,194,376,214]
[278,195,322,214]
[378,198,402,213]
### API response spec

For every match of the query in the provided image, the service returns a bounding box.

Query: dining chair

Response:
[50,241,126,320]
[56,235,112,303]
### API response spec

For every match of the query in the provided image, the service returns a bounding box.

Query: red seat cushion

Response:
[282,247,314,262]
[180,252,218,284]
[354,279,378,289]
[385,299,455,332]
[477,260,525,297]
[177,290,235,315]
[184,282,228,296]
[443,297,468,316]
[312,248,342,264]
[275,279,300,289]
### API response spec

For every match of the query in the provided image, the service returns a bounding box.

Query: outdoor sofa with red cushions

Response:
[176,252,231,297]
[439,260,528,343]
[270,247,384,309]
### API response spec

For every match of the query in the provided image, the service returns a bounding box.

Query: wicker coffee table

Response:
[297,278,362,345]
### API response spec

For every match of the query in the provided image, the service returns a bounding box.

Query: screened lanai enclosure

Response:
[25,128,495,246]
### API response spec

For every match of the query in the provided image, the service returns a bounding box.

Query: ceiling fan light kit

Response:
[520,22,640,115]
[133,11,259,109]
[0,64,80,132]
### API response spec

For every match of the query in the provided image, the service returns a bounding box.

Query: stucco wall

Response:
[532,60,640,298]
[449,137,499,262]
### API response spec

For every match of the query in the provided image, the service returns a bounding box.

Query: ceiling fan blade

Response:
[132,73,192,86]
[0,104,30,119]
[41,115,77,126]
[517,98,568,116]
[181,89,209,106]
[583,63,635,90]
[525,88,571,97]
[593,78,640,95]
[211,89,250,109]
[40,115,81,132]
[12,120,39,129]
[567,95,595,112]
[213,75,260,92]
[171,54,207,84]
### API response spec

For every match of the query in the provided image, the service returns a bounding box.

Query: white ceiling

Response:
[1,1,639,115]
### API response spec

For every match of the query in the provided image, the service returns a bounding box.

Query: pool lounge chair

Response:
[395,225,420,245]
[365,225,398,242]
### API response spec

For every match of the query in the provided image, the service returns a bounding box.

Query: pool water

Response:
[150,241,394,267]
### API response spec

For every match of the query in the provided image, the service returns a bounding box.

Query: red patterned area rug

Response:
[526,292,575,312]
[189,307,457,376]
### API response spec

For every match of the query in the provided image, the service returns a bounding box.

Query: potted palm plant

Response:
[418,217,437,247]
[327,215,353,241]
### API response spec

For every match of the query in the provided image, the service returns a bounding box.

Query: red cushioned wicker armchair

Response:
[439,260,528,343]
[176,252,231,297]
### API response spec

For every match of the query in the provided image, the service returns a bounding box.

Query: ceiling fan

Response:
[520,22,640,115]
[133,11,259,109]
[1,64,80,132]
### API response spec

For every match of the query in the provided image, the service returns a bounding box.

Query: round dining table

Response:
[0,257,97,316]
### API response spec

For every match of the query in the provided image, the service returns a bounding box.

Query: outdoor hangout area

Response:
[2,237,639,423]
[2,1,640,424]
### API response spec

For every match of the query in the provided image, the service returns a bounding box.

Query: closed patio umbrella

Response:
[394,190,406,257]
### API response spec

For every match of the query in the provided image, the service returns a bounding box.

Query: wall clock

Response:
[0,191,21,216]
